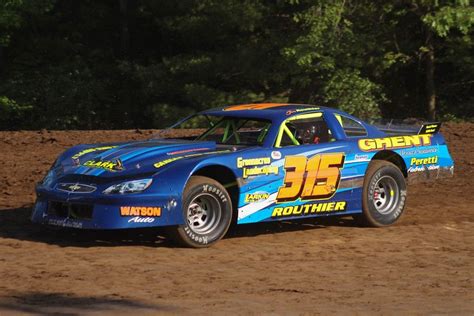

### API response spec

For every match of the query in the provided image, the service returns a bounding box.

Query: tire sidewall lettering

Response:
[181,182,231,246]
[202,184,228,203]
[183,226,209,245]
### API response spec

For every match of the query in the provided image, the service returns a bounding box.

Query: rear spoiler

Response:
[418,122,441,135]
[368,119,442,136]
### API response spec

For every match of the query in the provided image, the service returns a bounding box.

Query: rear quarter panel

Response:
[357,133,454,183]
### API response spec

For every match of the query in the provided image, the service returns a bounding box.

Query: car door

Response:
[237,112,358,224]
[328,113,373,211]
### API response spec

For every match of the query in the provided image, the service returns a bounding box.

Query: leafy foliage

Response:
[0,96,32,128]
[0,0,472,130]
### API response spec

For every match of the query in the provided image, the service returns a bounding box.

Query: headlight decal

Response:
[103,179,152,194]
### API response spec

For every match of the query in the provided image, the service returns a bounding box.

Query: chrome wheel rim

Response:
[372,176,400,215]
[186,193,222,234]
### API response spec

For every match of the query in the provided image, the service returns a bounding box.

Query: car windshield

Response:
[154,114,272,146]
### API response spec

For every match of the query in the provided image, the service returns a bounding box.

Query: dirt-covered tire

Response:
[169,176,232,248]
[354,160,407,227]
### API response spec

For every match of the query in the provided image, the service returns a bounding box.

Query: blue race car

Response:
[32,103,454,247]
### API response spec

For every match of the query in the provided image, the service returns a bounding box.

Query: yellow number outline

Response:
[276,153,345,203]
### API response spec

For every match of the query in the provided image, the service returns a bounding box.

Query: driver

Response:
[296,122,330,144]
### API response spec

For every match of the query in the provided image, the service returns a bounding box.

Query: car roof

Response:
[195,103,385,144]
[202,103,343,121]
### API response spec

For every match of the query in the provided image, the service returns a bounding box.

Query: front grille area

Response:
[56,183,96,193]
[47,201,94,220]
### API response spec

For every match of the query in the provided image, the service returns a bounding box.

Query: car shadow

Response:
[0,205,358,248]
[228,215,357,238]
[0,291,176,315]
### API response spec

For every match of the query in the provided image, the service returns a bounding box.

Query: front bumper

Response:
[31,185,184,229]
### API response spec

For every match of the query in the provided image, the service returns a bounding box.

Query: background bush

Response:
[0,0,472,130]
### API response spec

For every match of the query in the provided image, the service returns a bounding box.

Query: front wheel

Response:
[168,176,232,248]
[354,160,407,227]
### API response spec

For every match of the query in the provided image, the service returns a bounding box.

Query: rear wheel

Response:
[169,176,232,248]
[354,160,407,227]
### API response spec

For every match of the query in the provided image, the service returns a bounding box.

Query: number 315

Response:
[276,153,345,202]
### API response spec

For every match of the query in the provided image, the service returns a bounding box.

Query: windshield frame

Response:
[153,113,273,147]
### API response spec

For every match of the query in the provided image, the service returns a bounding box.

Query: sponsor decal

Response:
[242,165,278,178]
[407,156,439,173]
[167,147,210,156]
[408,165,440,173]
[354,154,369,161]
[83,159,124,172]
[410,156,438,166]
[271,151,282,160]
[419,123,441,134]
[48,218,83,228]
[399,147,438,156]
[72,146,117,160]
[127,216,155,223]
[154,150,230,168]
[237,157,271,167]
[271,201,347,217]
[154,156,182,168]
[285,107,320,115]
[358,134,432,152]
[236,157,278,179]
[244,192,270,203]
[277,153,345,202]
[120,206,161,217]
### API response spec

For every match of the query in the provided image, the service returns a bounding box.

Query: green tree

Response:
[0,0,56,129]
[421,0,473,120]
[0,0,472,130]
[386,0,473,120]
[281,0,386,118]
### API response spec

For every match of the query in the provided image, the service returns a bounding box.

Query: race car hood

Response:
[54,139,228,179]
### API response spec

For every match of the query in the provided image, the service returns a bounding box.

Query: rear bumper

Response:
[31,186,185,229]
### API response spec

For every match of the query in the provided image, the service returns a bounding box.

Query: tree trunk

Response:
[425,31,436,121]
[0,46,4,75]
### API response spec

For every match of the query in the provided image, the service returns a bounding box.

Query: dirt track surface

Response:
[0,124,473,315]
